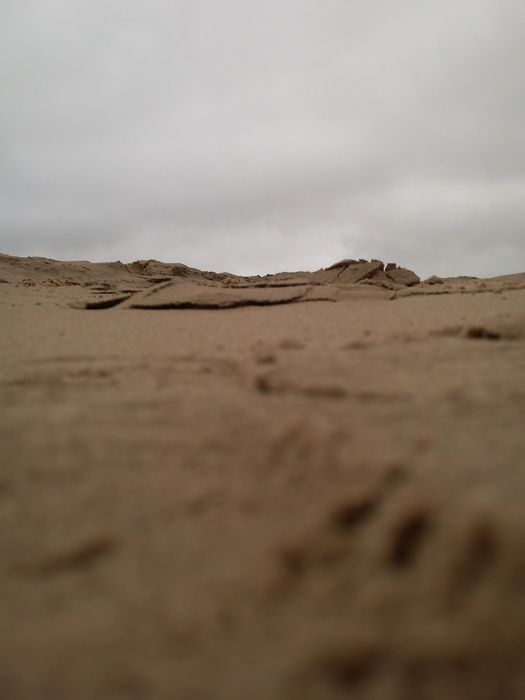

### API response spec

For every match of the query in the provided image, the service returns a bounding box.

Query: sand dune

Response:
[1,252,525,699]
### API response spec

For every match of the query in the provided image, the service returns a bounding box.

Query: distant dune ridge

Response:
[2,252,524,311]
[1,251,525,699]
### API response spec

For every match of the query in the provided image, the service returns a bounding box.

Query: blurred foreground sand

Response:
[1,253,525,699]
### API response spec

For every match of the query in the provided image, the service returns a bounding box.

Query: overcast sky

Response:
[1,1,524,277]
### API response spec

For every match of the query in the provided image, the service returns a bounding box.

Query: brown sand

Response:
[1,252,525,699]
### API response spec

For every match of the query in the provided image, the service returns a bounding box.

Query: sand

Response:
[1,251,525,699]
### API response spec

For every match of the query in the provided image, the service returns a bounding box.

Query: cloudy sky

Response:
[1,1,524,277]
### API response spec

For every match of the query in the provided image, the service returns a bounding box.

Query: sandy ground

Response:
[1,253,525,699]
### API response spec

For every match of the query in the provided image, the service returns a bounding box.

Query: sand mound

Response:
[0,252,133,286]
[83,258,419,309]
[0,253,421,309]
[4,253,524,313]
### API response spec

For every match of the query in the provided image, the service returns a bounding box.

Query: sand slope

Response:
[1,253,525,699]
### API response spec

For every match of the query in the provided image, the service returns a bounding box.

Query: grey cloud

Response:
[1,0,524,276]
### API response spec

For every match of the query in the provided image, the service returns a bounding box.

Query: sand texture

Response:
[1,251,525,699]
